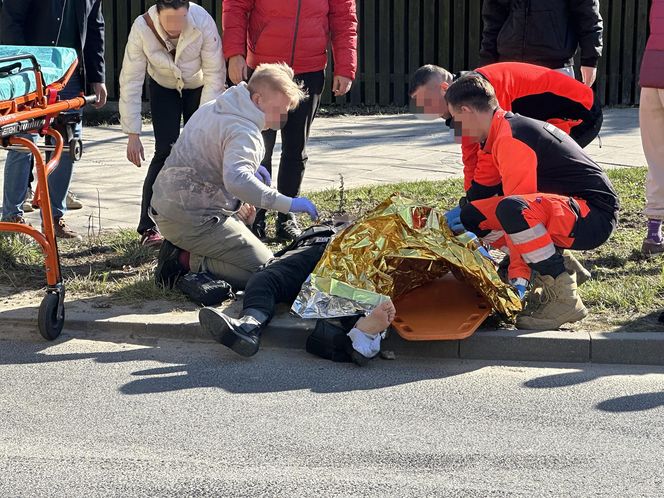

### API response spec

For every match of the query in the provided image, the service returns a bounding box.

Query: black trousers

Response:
[138,78,202,234]
[261,70,325,201]
[242,243,327,321]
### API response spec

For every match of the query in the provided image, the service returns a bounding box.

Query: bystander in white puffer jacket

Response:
[119,3,226,135]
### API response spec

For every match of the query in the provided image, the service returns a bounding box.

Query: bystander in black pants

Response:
[253,70,326,232]
[137,78,202,235]
[242,243,327,321]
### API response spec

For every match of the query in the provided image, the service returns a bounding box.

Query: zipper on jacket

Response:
[290,0,303,68]
[521,0,531,61]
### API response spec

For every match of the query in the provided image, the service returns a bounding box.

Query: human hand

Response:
[289,197,318,220]
[444,205,465,233]
[580,66,597,87]
[255,165,271,186]
[332,75,353,96]
[228,55,248,85]
[236,203,256,226]
[91,82,107,108]
[126,134,145,167]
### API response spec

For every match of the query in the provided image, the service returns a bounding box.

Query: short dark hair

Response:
[409,64,453,95]
[444,73,499,112]
[156,0,190,12]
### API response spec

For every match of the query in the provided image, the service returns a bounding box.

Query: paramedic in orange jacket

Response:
[410,62,602,201]
[445,73,619,330]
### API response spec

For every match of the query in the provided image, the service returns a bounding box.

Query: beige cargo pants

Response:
[153,212,273,289]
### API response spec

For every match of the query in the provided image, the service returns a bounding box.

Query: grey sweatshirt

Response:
[151,82,292,225]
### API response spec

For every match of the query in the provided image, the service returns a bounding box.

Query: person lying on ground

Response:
[150,62,319,290]
[196,222,396,364]
[409,62,602,201]
[444,73,619,330]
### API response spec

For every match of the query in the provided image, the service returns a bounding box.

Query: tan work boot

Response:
[562,250,591,285]
[516,271,588,330]
[52,218,82,241]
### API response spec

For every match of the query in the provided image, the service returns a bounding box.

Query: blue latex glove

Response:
[510,278,529,300]
[444,206,465,233]
[255,165,271,186]
[290,197,319,220]
[513,284,527,300]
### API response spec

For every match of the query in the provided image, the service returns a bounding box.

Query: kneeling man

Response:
[151,63,319,289]
[446,74,619,330]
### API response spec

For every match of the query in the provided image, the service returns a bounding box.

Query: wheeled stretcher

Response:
[0,46,97,340]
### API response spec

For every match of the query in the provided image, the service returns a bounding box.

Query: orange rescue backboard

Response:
[392,274,491,341]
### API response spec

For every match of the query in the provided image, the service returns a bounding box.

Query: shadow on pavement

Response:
[595,391,664,412]
[0,332,480,396]
[522,365,664,413]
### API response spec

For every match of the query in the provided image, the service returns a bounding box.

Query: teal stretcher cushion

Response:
[0,46,78,102]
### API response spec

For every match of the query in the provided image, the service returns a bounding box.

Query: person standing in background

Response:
[479,0,603,87]
[222,0,358,240]
[119,0,225,248]
[0,0,107,239]
[639,0,664,255]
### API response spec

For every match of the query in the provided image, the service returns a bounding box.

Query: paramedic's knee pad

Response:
[495,196,531,233]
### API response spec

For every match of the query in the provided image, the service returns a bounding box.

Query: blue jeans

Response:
[2,72,83,221]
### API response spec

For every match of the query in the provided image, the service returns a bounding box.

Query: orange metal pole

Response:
[0,96,88,127]
[1,135,63,286]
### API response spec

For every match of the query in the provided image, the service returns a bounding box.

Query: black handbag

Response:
[176,272,235,306]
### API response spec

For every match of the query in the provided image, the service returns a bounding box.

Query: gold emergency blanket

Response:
[291,194,522,320]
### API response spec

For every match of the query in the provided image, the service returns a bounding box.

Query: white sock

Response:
[347,328,381,358]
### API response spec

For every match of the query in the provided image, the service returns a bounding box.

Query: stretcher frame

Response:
[0,53,96,340]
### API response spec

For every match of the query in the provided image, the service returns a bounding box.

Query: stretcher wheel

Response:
[69,139,83,161]
[38,291,65,341]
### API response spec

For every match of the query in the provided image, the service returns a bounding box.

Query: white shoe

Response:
[66,191,83,210]
[22,189,34,213]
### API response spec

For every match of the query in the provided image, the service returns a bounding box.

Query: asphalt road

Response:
[1,334,663,497]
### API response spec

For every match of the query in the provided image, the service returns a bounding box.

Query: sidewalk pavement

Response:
[1,296,664,366]
[0,108,646,235]
[2,107,661,366]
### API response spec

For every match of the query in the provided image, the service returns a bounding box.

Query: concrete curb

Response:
[2,312,664,366]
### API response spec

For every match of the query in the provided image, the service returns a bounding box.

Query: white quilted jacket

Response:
[119,4,226,134]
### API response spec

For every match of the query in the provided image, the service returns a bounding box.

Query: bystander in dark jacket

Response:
[480,0,603,86]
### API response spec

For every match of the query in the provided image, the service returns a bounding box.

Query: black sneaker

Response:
[199,308,263,357]
[155,239,186,289]
[275,213,302,240]
[251,209,267,240]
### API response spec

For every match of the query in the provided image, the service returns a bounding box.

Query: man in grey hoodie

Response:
[151,63,318,289]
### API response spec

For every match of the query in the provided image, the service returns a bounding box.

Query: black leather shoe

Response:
[350,350,372,367]
[199,308,263,357]
[275,213,302,240]
[155,240,186,289]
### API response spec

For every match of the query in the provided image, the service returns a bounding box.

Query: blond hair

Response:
[248,63,308,110]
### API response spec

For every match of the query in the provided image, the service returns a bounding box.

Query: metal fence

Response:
[101,0,652,106]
